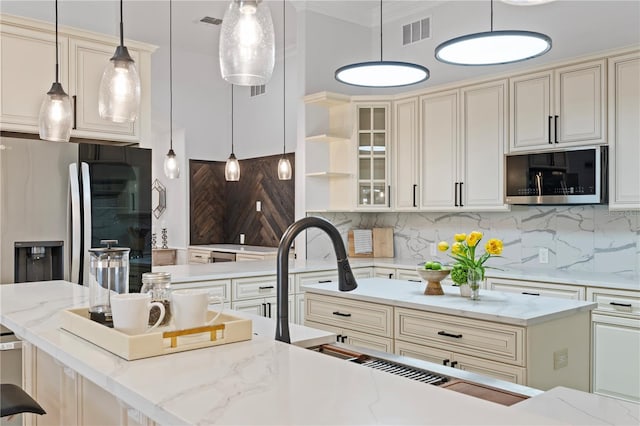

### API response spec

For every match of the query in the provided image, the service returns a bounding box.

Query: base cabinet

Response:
[305,320,393,353]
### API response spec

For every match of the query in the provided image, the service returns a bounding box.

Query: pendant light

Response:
[435,0,552,66]
[163,0,179,179]
[219,0,275,86]
[277,0,291,181]
[39,0,72,142]
[501,0,556,5]
[335,0,429,88]
[225,85,240,181]
[98,0,141,122]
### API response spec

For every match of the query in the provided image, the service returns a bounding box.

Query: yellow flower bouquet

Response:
[438,231,503,297]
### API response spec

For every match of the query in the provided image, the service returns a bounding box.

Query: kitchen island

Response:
[0,280,571,426]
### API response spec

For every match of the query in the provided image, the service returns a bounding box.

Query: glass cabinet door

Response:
[357,105,389,207]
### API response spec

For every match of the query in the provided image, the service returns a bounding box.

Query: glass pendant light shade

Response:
[164,148,180,179]
[435,30,552,65]
[98,46,141,122]
[219,0,275,86]
[39,82,73,142]
[278,157,291,180]
[335,61,429,88]
[225,153,240,181]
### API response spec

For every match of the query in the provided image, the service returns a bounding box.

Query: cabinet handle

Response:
[443,359,450,366]
[341,335,347,343]
[261,303,267,317]
[318,280,332,283]
[413,184,417,208]
[259,285,274,290]
[194,255,203,258]
[408,279,421,283]
[438,331,462,339]
[387,185,391,208]
[336,334,342,342]
[72,95,77,130]
[332,311,351,317]
[548,115,552,144]
[610,302,632,307]
[554,115,559,143]
[388,273,394,279]
[450,361,458,368]
[454,182,459,207]
[459,182,464,207]
[522,292,540,296]
[267,302,272,318]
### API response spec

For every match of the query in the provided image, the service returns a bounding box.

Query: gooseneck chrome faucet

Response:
[275,217,358,343]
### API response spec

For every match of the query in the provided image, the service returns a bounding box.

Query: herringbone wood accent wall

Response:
[189,154,295,247]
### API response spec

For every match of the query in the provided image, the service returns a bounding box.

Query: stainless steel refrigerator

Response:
[0,136,151,292]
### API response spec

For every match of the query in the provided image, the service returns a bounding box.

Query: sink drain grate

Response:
[351,356,449,385]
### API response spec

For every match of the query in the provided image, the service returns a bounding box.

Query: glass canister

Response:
[88,240,130,324]
[141,272,172,326]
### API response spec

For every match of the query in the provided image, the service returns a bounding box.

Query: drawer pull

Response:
[442,359,450,366]
[332,311,352,317]
[450,361,458,368]
[609,302,632,308]
[408,279,421,283]
[340,335,347,343]
[194,255,203,258]
[318,280,332,283]
[438,331,462,339]
[336,334,342,342]
[259,285,275,290]
[522,292,540,296]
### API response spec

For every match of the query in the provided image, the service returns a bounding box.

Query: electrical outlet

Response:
[554,348,568,370]
[256,201,261,212]
[538,248,549,264]
[430,243,436,256]
[240,234,245,244]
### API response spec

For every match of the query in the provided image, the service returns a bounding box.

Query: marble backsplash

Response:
[307,206,640,277]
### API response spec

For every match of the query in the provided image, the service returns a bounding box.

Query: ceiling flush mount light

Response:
[335,0,429,88]
[225,85,240,181]
[277,0,291,181]
[163,0,179,179]
[39,0,72,142]
[435,0,551,66]
[501,0,556,5]
[219,0,275,86]
[98,0,141,122]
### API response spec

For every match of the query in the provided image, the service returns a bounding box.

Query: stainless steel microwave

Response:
[505,146,608,205]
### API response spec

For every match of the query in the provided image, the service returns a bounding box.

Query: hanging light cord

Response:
[490,0,494,32]
[379,0,383,61]
[119,0,125,47]
[55,0,59,83]
[169,0,173,150]
[231,85,235,154]
[282,0,286,155]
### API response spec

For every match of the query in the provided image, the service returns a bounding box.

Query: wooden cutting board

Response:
[347,228,394,258]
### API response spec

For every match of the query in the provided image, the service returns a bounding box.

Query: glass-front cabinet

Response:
[357,104,390,208]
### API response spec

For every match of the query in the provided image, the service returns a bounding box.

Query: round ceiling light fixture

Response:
[435,0,552,66]
[335,0,429,88]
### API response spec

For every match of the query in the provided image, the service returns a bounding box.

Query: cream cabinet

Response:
[231,295,294,320]
[305,320,393,352]
[373,267,396,279]
[419,80,508,211]
[608,51,640,210]
[392,97,419,210]
[588,287,640,402]
[172,279,232,303]
[188,248,212,264]
[486,277,585,300]
[395,306,590,390]
[355,103,391,209]
[510,59,606,152]
[0,14,154,145]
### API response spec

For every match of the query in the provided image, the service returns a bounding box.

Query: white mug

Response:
[111,293,165,335]
[172,289,224,330]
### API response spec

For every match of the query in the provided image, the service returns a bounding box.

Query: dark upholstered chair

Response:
[0,384,46,418]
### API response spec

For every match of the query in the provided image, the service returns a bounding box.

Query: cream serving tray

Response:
[60,308,252,361]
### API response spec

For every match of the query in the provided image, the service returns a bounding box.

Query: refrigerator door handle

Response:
[80,162,92,286]
[69,163,81,284]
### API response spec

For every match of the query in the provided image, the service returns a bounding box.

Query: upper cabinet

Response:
[608,51,640,210]
[392,97,419,210]
[0,15,155,145]
[356,103,391,209]
[510,59,606,152]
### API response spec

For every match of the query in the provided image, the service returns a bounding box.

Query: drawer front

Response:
[453,353,526,385]
[188,249,211,264]
[236,253,266,261]
[231,295,294,319]
[588,288,640,318]
[305,320,393,353]
[173,280,231,303]
[305,293,393,338]
[394,340,452,366]
[374,267,396,279]
[295,271,339,293]
[396,269,422,282]
[232,275,293,300]
[395,308,524,366]
[352,267,373,279]
[487,277,585,300]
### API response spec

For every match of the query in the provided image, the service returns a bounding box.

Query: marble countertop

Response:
[155,257,640,292]
[303,278,597,326]
[188,244,278,255]
[513,386,640,425]
[1,281,566,425]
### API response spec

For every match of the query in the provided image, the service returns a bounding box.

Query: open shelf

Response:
[305,134,351,143]
[303,91,350,108]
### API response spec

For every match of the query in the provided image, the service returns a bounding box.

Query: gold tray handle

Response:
[162,324,226,348]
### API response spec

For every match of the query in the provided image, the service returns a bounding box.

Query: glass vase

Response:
[467,268,482,300]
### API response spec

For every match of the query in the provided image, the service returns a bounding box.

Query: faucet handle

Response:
[337,259,358,292]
